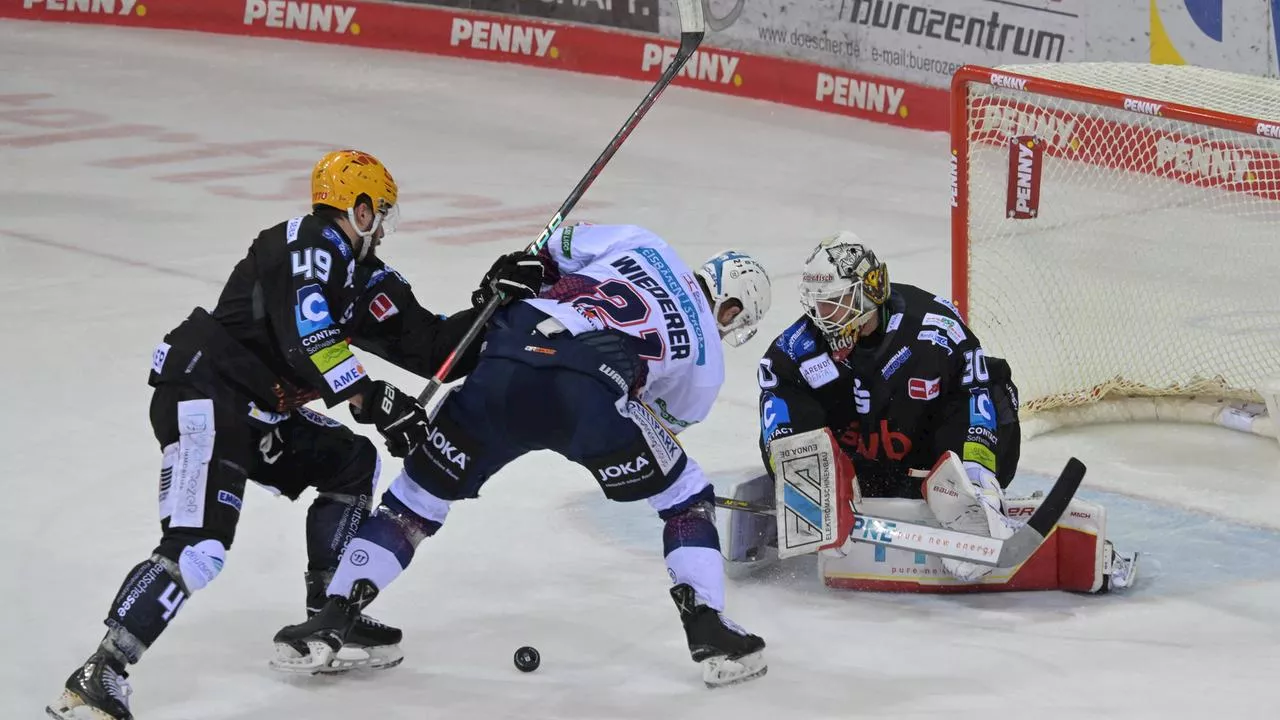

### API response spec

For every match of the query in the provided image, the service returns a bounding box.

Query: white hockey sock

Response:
[666,546,726,611]
[327,538,404,598]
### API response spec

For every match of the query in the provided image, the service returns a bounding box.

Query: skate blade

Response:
[268,640,340,675]
[45,690,119,720]
[312,644,404,674]
[701,651,768,688]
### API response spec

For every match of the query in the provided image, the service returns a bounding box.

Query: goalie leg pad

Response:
[770,428,857,559]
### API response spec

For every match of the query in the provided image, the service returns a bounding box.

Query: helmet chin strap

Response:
[346,208,385,262]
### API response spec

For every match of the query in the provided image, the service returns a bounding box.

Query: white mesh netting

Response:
[959,63,1280,416]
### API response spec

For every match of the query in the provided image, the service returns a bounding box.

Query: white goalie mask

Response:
[695,250,772,347]
[799,232,890,355]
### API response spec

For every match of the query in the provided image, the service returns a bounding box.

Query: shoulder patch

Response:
[775,318,818,359]
[321,225,353,261]
[286,216,305,244]
[933,295,962,318]
[886,312,903,333]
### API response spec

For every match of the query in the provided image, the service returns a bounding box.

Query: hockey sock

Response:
[101,555,190,664]
[660,486,725,611]
[327,493,440,598]
[306,492,370,572]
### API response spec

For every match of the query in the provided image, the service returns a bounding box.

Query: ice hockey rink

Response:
[4,18,1279,719]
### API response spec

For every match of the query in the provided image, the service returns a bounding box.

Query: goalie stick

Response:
[418,0,707,406]
[714,457,1087,569]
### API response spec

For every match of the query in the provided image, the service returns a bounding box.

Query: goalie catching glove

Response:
[351,381,428,458]
[472,251,548,308]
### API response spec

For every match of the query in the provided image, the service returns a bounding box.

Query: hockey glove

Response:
[351,381,428,458]
[472,251,546,308]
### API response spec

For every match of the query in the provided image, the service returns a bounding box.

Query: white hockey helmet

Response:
[799,231,890,353]
[695,250,772,347]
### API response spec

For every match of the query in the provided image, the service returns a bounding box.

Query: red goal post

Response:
[950,63,1280,438]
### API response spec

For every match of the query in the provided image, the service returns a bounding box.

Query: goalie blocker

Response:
[726,428,1135,593]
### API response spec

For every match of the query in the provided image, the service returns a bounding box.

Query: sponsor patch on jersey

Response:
[295,284,332,336]
[525,345,557,355]
[247,402,288,425]
[880,346,912,379]
[321,225,353,260]
[626,400,683,475]
[286,216,304,244]
[310,341,353,373]
[969,388,997,430]
[324,356,366,394]
[654,397,695,430]
[886,312,903,333]
[934,295,962,318]
[779,319,818,359]
[151,342,171,375]
[922,312,966,344]
[369,292,398,322]
[297,406,343,428]
[800,354,840,388]
[216,490,243,512]
[760,392,792,443]
[917,329,953,355]
[852,377,871,414]
[560,225,575,258]
[908,376,941,401]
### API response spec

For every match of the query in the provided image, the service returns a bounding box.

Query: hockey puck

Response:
[514,645,540,672]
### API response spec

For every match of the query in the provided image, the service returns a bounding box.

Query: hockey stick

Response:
[714,457,1086,568]
[417,0,707,406]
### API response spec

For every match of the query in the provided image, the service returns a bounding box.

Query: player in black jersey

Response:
[47,150,545,720]
[756,232,1021,582]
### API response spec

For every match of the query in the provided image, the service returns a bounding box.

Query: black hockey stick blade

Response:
[416,0,706,406]
[995,457,1086,568]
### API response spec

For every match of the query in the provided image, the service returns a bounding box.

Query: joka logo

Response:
[597,456,650,483]
[427,427,469,470]
[451,18,558,58]
[244,1,360,35]
[24,0,140,15]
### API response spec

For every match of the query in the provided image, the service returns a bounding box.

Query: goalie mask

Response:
[312,149,400,261]
[695,250,772,347]
[799,232,889,357]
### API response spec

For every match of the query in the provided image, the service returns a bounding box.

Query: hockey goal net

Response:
[951,63,1280,437]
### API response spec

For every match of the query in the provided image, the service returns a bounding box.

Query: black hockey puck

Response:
[514,645,540,672]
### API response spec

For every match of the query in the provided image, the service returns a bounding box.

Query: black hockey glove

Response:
[351,381,428,458]
[472,251,546,308]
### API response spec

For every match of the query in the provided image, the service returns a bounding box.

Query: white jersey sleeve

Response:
[524,224,724,432]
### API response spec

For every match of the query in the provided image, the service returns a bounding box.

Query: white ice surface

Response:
[2,20,1278,720]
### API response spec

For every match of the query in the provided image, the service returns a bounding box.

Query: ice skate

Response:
[670,583,767,688]
[46,651,132,720]
[270,579,384,674]
[271,571,403,674]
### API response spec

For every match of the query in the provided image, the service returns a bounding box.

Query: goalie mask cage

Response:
[950,63,1280,439]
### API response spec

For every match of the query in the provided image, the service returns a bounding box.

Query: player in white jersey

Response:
[272,224,774,687]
